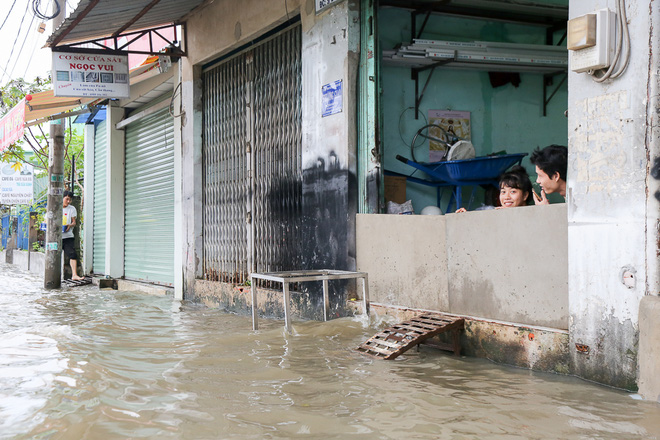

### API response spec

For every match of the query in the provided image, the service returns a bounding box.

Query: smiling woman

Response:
[497,165,533,208]
[455,165,533,213]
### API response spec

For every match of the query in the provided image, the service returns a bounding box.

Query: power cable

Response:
[0,0,19,32]
[8,11,37,80]
[22,0,53,79]
[22,27,44,79]
[32,0,61,21]
[589,0,630,82]
[1,0,32,84]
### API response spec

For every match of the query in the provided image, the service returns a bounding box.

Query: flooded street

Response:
[1,263,660,439]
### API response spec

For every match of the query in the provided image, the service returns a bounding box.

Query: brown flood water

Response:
[1,262,660,439]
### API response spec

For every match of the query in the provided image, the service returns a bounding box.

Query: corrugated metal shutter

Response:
[92,120,107,275]
[124,107,174,285]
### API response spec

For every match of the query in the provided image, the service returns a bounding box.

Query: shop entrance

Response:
[362,0,569,214]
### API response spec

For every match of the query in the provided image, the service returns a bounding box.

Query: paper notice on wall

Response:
[428,110,471,162]
[321,80,343,117]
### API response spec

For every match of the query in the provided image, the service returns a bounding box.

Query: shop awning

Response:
[24,91,98,126]
[46,0,208,53]
[0,93,96,152]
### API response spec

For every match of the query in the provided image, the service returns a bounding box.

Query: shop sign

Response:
[0,98,25,153]
[316,0,344,14]
[52,51,130,98]
[0,162,33,205]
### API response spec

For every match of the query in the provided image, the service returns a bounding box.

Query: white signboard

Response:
[0,162,33,205]
[52,51,130,98]
[316,0,344,13]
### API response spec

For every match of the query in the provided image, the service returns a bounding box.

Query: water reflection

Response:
[1,262,659,439]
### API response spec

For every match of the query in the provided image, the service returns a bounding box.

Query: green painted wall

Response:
[379,6,568,213]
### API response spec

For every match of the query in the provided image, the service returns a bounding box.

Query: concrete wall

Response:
[183,0,360,305]
[567,0,660,391]
[356,204,568,329]
[639,296,660,402]
[3,249,46,274]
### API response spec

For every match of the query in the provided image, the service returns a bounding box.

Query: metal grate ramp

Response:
[63,276,93,287]
[356,313,464,360]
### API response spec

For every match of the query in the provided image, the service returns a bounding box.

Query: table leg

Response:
[361,275,370,316]
[283,281,292,333]
[322,278,329,321]
[455,186,462,210]
[251,275,258,330]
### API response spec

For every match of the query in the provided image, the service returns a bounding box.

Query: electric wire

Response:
[589,0,630,82]
[168,82,183,118]
[22,27,44,79]
[8,11,37,80]
[1,0,31,84]
[32,0,60,20]
[0,0,19,32]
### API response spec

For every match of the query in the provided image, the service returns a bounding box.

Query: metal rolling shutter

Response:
[123,108,174,285]
[202,24,302,283]
[92,120,107,275]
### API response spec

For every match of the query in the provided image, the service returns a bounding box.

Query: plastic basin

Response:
[423,153,527,183]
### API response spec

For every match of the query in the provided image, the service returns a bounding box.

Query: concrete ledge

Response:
[639,295,660,402]
[2,249,45,274]
[193,279,349,322]
[11,249,46,274]
[115,279,174,296]
[90,277,174,296]
[359,303,570,375]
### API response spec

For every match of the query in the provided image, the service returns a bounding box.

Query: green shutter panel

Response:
[93,120,107,275]
[124,108,175,285]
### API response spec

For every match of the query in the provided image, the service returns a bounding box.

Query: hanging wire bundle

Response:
[32,0,61,21]
[589,0,630,82]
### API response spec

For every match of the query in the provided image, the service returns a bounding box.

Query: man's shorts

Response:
[62,237,78,261]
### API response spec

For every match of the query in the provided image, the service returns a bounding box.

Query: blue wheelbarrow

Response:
[394,153,528,212]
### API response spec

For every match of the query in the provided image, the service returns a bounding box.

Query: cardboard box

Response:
[384,175,407,204]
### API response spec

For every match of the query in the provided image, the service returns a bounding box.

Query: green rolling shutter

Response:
[92,120,107,275]
[123,108,174,285]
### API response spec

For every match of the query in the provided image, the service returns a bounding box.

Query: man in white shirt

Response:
[62,191,83,280]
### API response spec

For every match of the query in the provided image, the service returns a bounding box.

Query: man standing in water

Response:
[62,191,84,280]
[530,144,568,204]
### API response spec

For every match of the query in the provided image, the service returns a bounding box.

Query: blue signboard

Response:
[321,80,343,117]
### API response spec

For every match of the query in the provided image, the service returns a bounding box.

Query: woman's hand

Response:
[455,207,467,213]
[533,189,549,205]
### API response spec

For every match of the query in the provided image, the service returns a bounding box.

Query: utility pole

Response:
[44,121,65,289]
[44,0,67,289]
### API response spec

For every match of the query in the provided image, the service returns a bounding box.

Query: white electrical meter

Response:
[568,9,616,73]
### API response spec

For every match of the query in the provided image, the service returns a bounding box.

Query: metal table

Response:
[250,269,370,333]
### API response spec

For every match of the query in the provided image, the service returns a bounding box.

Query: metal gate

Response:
[92,119,107,275]
[202,24,302,283]
[124,107,174,285]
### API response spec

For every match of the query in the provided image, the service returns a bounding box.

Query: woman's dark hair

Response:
[499,165,533,205]
[63,191,74,199]
[530,144,568,182]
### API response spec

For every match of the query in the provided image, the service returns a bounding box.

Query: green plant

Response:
[32,241,43,253]
[1,76,86,213]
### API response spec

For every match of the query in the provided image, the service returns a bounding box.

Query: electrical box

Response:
[568,9,616,73]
